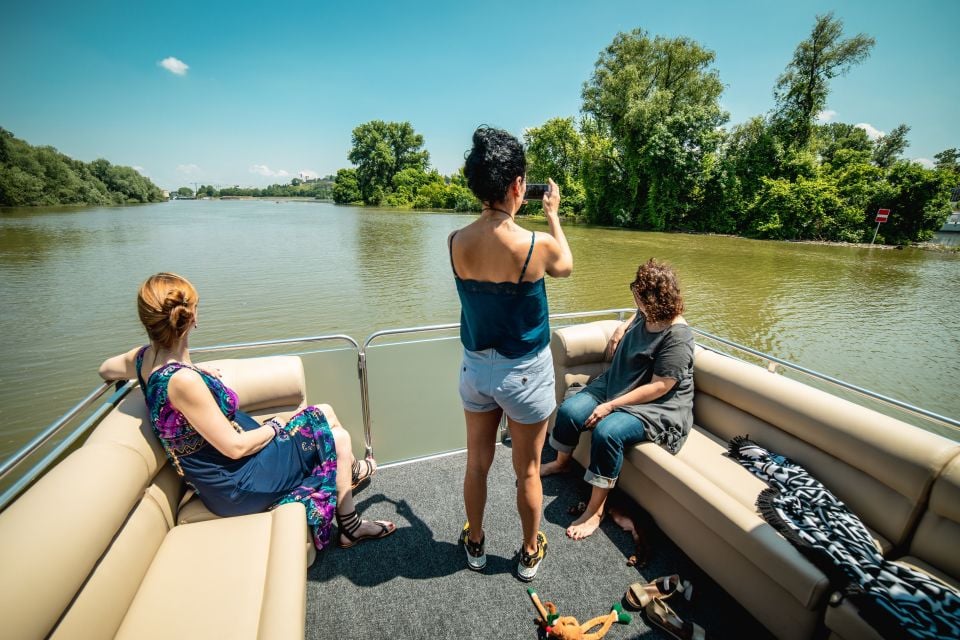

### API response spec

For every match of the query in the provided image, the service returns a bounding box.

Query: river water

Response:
[1,200,958,458]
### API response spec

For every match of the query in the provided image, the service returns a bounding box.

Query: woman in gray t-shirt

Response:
[541,259,694,540]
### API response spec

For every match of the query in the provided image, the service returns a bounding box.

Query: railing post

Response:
[357,350,373,458]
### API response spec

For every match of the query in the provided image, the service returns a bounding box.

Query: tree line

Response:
[333,14,959,244]
[180,178,335,200]
[0,128,166,206]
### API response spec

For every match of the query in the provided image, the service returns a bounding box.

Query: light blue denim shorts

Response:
[458,346,556,424]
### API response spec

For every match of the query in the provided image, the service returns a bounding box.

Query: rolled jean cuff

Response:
[548,433,575,455]
[584,469,617,489]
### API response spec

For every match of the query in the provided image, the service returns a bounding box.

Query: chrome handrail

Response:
[692,328,960,431]
[0,381,137,511]
[0,381,116,484]
[4,313,956,513]
[357,308,635,453]
[191,334,359,355]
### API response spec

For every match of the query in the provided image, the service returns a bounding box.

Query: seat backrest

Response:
[0,355,307,639]
[909,453,960,581]
[693,347,959,550]
[550,320,621,405]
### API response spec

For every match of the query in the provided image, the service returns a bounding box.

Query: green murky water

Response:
[1,200,957,458]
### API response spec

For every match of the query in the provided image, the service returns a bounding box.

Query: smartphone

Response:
[524,183,550,201]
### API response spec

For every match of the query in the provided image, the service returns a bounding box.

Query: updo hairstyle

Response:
[463,126,526,205]
[137,272,198,349]
[631,259,684,323]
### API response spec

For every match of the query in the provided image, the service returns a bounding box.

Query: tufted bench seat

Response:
[550,320,960,640]
[0,356,312,639]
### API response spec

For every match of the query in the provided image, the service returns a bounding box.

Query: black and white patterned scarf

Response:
[729,436,960,640]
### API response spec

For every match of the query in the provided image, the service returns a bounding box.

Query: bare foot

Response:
[566,511,603,540]
[540,460,570,477]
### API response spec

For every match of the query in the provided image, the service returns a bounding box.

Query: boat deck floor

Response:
[307,443,773,639]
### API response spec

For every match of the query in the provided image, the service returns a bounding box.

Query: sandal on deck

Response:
[336,510,396,549]
[351,456,377,490]
[625,575,692,609]
[644,598,705,640]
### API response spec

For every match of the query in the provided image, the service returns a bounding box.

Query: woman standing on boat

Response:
[449,126,573,581]
[98,272,395,551]
[541,259,694,540]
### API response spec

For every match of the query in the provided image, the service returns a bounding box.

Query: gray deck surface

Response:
[306,444,774,639]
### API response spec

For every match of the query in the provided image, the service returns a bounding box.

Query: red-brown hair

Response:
[631,259,684,323]
[137,272,198,348]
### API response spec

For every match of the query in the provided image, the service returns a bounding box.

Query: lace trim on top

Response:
[455,277,545,296]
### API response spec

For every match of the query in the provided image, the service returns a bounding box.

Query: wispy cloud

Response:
[816,110,837,123]
[913,157,935,169]
[250,164,289,178]
[133,165,147,175]
[159,56,189,76]
[176,163,201,175]
[855,122,884,141]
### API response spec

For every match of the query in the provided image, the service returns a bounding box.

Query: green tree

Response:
[816,122,872,167]
[347,120,429,205]
[0,128,163,206]
[933,148,958,173]
[332,168,361,204]
[581,29,728,229]
[291,177,302,187]
[523,117,586,215]
[872,124,910,169]
[772,13,874,149]
[177,187,194,198]
[873,161,955,244]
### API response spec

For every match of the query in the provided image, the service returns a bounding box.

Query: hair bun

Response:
[168,305,194,331]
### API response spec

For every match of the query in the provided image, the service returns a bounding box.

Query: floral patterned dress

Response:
[135,346,338,549]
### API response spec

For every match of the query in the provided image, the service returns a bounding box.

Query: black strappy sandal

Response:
[351,456,377,490]
[336,510,396,549]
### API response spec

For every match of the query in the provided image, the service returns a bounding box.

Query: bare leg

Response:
[540,450,572,476]
[463,408,501,544]
[567,484,610,540]
[508,415,549,554]
[329,422,393,544]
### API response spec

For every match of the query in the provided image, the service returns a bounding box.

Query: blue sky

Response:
[1,1,957,190]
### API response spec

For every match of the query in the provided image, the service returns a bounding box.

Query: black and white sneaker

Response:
[460,522,486,571]
[517,531,548,582]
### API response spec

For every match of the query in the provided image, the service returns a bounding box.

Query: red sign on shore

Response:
[876,208,890,223]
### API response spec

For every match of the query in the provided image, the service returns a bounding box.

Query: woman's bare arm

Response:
[98,346,143,381]
[168,369,275,459]
[541,178,573,278]
[583,375,677,429]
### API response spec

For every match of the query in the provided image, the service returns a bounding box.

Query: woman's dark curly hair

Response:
[631,259,684,323]
[463,126,526,205]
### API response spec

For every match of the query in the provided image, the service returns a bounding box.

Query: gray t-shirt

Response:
[583,314,695,454]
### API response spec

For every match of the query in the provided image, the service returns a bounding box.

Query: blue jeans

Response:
[549,391,647,488]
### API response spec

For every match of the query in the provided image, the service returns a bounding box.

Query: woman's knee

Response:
[557,393,594,427]
[316,403,340,427]
[591,420,623,450]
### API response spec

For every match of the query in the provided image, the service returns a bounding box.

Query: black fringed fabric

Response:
[729,437,960,640]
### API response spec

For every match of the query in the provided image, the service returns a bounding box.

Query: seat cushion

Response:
[624,427,831,609]
[117,502,308,640]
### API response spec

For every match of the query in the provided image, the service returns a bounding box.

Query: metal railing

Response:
[2,311,957,512]
[0,380,137,511]
[692,328,960,432]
